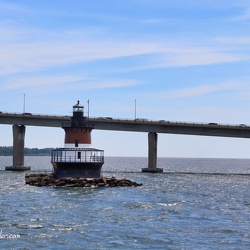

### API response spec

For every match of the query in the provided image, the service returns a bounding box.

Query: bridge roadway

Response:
[1,112,250,137]
[1,112,250,172]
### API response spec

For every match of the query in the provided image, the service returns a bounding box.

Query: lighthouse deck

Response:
[51,148,104,163]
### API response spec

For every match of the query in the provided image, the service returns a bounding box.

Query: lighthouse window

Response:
[75,140,79,147]
[77,152,81,159]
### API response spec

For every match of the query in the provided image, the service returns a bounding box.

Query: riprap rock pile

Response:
[25,173,142,188]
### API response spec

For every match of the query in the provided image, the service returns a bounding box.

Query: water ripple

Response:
[0,157,249,249]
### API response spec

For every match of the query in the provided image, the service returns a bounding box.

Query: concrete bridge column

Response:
[5,125,31,171]
[142,132,163,173]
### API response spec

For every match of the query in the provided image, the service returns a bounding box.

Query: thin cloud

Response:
[3,75,140,93]
[165,83,235,99]
[2,75,86,90]
[215,37,250,44]
[0,38,247,76]
[151,48,248,69]
[233,6,250,20]
[0,17,249,76]
[0,2,28,13]
[141,18,169,24]
[84,80,140,89]
[0,39,166,75]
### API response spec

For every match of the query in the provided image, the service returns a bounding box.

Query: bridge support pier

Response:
[142,132,163,173]
[5,125,31,171]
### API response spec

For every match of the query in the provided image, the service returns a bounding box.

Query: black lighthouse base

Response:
[52,162,104,178]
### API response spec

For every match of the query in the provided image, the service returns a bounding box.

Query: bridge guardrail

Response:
[89,116,249,129]
[0,112,70,119]
[1,112,249,129]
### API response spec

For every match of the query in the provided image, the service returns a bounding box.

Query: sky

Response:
[1,0,250,158]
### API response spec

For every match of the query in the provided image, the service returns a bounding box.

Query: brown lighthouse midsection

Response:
[64,128,92,144]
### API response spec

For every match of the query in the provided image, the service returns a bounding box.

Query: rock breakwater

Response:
[25,173,142,188]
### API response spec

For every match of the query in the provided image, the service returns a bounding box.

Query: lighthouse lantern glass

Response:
[73,106,83,112]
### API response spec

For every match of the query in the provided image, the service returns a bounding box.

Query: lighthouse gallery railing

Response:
[51,148,104,163]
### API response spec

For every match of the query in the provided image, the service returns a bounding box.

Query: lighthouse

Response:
[51,101,104,178]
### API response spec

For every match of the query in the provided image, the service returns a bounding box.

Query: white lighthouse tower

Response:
[51,101,104,178]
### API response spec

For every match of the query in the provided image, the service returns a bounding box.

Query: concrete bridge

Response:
[1,112,250,172]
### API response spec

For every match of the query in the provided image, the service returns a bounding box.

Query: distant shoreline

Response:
[0,146,54,156]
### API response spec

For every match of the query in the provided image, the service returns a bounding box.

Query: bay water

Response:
[0,156,249,249]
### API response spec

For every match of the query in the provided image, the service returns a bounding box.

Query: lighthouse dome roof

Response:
[73,100,83,108]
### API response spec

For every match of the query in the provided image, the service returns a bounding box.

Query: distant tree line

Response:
[0,146,55,156]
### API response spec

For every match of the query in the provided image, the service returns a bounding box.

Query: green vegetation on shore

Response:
[0,146,54,156]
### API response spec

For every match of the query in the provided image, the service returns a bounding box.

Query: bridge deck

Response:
[1,112,250,138]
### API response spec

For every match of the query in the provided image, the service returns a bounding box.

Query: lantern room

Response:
[73,100,84,117]
[70,101,87,127]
